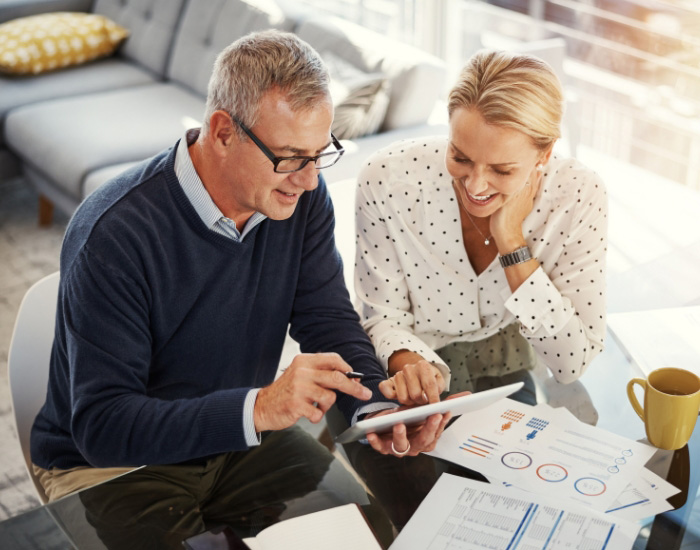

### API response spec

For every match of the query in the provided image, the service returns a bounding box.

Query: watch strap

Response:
[499,246,532,268]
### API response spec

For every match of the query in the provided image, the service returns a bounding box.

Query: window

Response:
[300,0,700,189]
[459,0,700,188]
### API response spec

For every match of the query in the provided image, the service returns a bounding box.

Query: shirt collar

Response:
[174,129,267,238]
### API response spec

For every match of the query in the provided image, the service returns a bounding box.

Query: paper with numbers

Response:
[426,398,656,512]
[390,473,639,550]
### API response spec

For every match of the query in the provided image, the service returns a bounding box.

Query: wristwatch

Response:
[499,246,532,268]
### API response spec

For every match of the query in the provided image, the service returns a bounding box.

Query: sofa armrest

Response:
[0,0,93,23]
[295,14,446,133]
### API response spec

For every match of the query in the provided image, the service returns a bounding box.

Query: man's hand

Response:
[365,408,452,457]
[380,359,445,405]
[253,353,372,432]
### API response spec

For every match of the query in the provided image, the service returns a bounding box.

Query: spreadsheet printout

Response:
[390,474,639,550]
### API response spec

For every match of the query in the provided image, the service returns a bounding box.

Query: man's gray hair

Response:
[203,29,330,137]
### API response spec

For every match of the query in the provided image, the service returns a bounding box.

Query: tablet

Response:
[335,381,523,444]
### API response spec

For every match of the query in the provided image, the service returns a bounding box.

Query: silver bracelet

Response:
[498,246,532,268]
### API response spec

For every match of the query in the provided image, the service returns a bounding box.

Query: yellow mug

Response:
[627,367,700,450]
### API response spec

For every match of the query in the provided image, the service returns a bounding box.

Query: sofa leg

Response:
[38,195,54,227]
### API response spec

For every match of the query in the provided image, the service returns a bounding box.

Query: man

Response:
[30,29,449,522]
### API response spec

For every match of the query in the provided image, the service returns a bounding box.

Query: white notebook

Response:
[242,503,381,550]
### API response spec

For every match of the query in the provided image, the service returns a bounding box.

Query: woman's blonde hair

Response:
[448,50,563,150]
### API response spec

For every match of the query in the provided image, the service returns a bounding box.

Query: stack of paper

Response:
[427,398,680,521]
[390,473,642,550]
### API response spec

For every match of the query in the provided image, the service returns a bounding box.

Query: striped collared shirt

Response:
[175,129,266,241]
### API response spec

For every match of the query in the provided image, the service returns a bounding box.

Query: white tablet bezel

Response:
[335,381,524,444]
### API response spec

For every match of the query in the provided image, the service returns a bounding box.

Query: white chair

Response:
[8,271,60,504]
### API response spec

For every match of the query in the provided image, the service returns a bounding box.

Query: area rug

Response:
[0,177,68,520]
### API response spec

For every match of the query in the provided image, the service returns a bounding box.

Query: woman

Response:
[355,50,608,405]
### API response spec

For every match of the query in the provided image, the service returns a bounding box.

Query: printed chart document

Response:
[608,306,700,377]
[239,504,382,550]
[606,468,678,521]
[427,398,675,516]
[482,468,677,522]
[390,473,640,550]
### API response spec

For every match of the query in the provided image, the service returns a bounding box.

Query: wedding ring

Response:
[391,441,411,456]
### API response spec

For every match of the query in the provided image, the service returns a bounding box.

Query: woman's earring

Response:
[536,164,544,172]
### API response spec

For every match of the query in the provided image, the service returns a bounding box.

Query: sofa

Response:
[0,0,447,224]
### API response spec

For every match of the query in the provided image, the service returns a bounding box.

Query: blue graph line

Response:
[542,510,564,550]
[605,499,650,513]
[506,504,536,550]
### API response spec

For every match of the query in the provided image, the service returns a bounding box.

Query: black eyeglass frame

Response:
[232,115,345,173]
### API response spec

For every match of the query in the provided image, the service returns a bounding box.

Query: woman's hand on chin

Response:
[490,168,542,247]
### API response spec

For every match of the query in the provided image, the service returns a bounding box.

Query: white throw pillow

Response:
[323,52,390,140]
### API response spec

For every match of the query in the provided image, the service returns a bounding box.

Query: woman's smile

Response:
[466,190,497,205]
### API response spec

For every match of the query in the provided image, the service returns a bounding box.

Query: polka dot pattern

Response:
[435,323,536,394]
[0,12,129,75]
[355,136,608,386]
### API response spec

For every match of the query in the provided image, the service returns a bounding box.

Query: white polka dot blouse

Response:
[354,136,608,387]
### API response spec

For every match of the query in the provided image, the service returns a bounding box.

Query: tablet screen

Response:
[335,381,523,444]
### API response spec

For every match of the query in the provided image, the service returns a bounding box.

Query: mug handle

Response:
[627,378,646,420]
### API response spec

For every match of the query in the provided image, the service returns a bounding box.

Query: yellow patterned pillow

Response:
[0,12,129,75]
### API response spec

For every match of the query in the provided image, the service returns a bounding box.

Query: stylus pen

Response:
[345,371,365,379]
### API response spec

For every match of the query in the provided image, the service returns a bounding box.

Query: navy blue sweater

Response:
[31,143,387,470]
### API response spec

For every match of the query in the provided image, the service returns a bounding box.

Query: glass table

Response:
[0,329,697,549]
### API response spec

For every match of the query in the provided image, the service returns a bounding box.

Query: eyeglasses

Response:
[232,115,345,173]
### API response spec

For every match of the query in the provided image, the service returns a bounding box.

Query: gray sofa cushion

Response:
[93,0,188,77]
[0,0,93,23]
[83,161,141,198]
[167,0,297,96]
[5,83,205,200]
[0,58,156,146]
[296,15,445,131]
